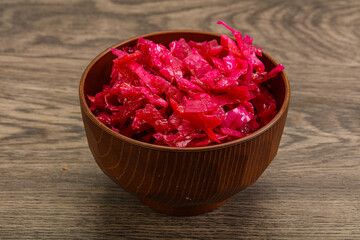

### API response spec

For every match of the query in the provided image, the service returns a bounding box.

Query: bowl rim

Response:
[79,30,290,152]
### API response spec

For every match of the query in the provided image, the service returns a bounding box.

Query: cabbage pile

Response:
[88,21,284,147]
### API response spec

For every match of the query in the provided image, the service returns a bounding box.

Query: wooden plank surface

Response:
[0,0,359,239]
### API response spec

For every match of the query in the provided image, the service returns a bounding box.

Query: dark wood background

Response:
[1,0,359,239]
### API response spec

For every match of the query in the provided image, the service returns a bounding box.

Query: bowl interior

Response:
[80,31,289,149]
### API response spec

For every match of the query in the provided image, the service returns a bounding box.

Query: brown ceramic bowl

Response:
[79,31,290,216]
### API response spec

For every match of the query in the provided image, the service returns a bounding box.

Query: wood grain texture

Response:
[0,0,359,239]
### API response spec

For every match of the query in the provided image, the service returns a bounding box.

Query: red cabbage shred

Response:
[88,21,284,147]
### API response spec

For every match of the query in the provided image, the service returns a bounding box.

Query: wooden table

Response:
[1,0,359,239]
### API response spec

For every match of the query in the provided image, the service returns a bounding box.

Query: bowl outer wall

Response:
[79,31,290,207]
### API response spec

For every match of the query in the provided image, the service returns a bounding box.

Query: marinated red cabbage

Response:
[88,21,284,147]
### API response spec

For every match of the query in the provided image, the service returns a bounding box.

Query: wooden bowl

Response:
[79,31,290,216]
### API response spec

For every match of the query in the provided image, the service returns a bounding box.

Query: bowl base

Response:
[139,198,227,216]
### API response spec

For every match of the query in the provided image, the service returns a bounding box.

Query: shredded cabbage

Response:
[88,21,284,147]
